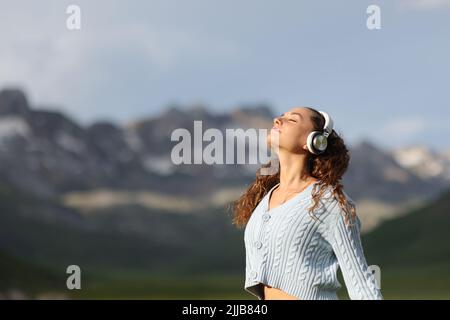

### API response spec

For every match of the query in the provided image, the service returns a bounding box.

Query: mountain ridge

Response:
[1,88,448,207]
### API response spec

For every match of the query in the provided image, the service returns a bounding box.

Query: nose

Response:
[273,116,282,126]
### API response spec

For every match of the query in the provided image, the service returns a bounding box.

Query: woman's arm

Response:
[324,205,383,300]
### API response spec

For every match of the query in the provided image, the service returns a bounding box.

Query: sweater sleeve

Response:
[325,206,383,300]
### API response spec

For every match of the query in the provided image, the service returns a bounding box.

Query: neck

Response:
[277,151,316,190]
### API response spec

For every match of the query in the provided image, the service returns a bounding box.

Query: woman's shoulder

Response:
[313,184,358,225]
[315,183,355,205]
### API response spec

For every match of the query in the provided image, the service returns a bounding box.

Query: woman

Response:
[231,106,383,300]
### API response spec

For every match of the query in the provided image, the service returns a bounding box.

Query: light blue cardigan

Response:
[244,182,383,300]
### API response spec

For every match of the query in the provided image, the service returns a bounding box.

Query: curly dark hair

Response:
[230,107,356,229]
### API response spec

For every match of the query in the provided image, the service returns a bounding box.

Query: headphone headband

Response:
[318,111,333,138]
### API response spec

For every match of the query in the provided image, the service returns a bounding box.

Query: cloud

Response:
[382,117,428,136]
[0,1,245,122]
[381,116,428,138]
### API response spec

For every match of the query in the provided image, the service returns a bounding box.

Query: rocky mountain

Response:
[391,145,450,181]
[344,140,448,204]
[0,89,151,197]
[0,88,449,217]
[0,89,273,198]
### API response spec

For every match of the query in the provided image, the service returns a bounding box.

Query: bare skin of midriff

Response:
[263,284,298,300]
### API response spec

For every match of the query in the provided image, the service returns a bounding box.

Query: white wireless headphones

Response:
[306,111,334,155]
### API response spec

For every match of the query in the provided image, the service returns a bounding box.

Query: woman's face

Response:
[267,107,315,153]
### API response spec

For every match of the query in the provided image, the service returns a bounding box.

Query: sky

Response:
[0,0,449,150]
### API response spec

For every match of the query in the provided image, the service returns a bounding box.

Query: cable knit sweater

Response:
[244,182,383,300]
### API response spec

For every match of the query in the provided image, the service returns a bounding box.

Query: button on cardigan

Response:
[244,182,383,300]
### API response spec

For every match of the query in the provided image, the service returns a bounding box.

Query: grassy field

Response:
[63,267,450,300]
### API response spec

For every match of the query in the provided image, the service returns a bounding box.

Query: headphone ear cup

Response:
[306,131,320,154]
[313,134,328,153]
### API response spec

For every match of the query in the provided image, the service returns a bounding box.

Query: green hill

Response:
[363,188,450,268]
[360,188,450,299]
[0,248,63,297]
[0,181,244,275]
